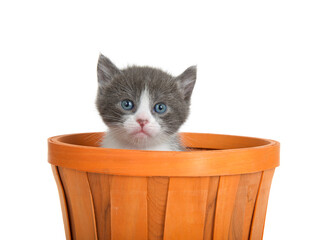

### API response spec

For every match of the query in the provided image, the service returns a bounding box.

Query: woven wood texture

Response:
[53,167,275,240]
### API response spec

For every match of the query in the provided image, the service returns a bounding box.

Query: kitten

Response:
[96,54,196,151]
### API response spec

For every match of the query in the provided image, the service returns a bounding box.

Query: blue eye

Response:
[154,103,167,114]
[121,99,134,110]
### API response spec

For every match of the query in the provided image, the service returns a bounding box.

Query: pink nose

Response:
[136,119,149,127]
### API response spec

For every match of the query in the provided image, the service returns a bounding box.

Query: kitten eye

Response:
[121,99,134,110]
[154,103,167,114]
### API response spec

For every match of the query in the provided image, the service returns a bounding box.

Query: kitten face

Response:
[96,54,196,148]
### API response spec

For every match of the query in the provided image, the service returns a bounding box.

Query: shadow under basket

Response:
[48,132,280,240]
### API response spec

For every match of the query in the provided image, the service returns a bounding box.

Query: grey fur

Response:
[96,54,196,150]
[97,53,122,88]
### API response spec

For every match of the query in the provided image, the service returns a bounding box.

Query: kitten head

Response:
[96,54,196,147]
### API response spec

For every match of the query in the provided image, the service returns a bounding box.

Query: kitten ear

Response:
[97,54,121,88]
[175,65,197,101]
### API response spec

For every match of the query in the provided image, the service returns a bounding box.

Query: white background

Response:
[1,0,335,239]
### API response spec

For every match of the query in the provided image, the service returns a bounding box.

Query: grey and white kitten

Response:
[96,54,196,151]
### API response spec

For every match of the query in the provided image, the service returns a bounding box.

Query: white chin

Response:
[134,132,149,138]
[130,132,153,144]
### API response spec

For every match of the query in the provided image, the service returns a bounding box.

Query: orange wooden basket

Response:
[48,132,280,240]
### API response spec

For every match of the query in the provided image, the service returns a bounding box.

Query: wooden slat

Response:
[163,177,209,240]
[203,176,220,240]
[213,175,241,239]
[110,176,148,240]
[249,169,275,240]
[58,167,98,240]
[87,173,111,240]
[147,177,169,240]
[51,166,72,240]
[229,172,262,239]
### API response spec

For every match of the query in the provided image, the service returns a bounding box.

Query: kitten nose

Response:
[136,119,149,128]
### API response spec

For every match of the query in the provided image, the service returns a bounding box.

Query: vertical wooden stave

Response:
[109,176,148,240]
[249,169,275,240]
[87,173,111,240]
[232,172,262,240]
[58,167,98,240]
[203,176,220,240]
[51,166,72,240]
[163,177,210,240]
[147,177,170,240]
[213,175,241,240]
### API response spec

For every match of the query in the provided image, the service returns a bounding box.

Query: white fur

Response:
[101,89,179,151]
[101,130,174,151]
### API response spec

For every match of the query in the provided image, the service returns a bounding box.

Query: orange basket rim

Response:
[48,132,280,176]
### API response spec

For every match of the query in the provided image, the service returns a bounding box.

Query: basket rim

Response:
[48,132,280,176]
